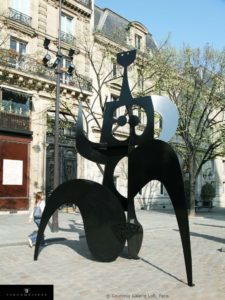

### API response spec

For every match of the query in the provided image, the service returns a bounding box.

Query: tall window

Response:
[135,34,142,50]
[138,107,147,125]
[61,14,74,44]
[137,72,143,89]
[223,160,225,175]
[61,14,73,34]
[10,37,27,55]
[61,57,72,84]
[110,94,119,118]
[112,59,117,77]
[11,0,30,15]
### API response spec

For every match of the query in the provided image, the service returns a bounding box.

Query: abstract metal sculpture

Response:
[34,50,193,286]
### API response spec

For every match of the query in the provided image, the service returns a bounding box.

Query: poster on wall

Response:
[2,159,23,185]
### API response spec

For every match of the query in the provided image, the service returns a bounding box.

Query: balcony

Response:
[61,74,92,91]
[8,8,32,27]
[60,31,75,45]
[0,50,92,93]
[0,111,30,132]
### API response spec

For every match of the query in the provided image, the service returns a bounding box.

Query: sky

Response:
[95,0,225,50]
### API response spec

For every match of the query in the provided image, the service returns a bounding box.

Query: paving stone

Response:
[0,210,225,299]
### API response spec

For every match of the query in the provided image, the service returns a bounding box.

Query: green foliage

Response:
[200,182,216,201]
[140,44,225,213]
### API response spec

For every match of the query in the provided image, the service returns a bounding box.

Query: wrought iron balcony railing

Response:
[8,8,32,27]
[0,50,92,92]
[0,111,30,131]
[60,31,75,45]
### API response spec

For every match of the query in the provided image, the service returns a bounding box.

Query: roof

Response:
[94,5,157,50]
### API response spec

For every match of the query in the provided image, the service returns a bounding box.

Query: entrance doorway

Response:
[45,115,77,200]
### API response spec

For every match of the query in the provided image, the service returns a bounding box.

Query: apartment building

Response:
[0,0,93,211]
[0,1,224,212]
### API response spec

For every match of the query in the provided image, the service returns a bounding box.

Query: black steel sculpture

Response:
[34,50,193,286]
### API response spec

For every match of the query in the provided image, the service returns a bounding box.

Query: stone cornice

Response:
[94,33,130,53]
[0,65,92,97]
[4,18,37,38]
[60,0,92,18]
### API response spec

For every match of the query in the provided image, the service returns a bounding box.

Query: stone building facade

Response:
[0,0,225,213]
[0,0,93,211]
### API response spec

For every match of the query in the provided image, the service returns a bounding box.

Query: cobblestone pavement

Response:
[0,209,225,300]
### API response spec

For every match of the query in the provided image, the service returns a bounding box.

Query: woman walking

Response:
[28,191,45,247]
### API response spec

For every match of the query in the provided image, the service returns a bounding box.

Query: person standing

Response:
[28,191,45,247]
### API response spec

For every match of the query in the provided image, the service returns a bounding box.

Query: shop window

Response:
[1,89,31,116]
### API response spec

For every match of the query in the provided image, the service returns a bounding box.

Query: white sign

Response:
[2,159,23,185]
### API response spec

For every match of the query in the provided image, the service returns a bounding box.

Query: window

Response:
[85,53,90,74]
[138,107,147,125]
[10,37,27,55]
[110,94,119,118]
[61,14,74,44]
[135,34,142,50]
[61,14,73,34]
[223,182,225,194]
[11,0,30,15]
[223,160,225,175]
[9,37,27,68]
[61,57,71,84]
[1,89,30,116]
[137,72,143,89]
[112,59,117,77]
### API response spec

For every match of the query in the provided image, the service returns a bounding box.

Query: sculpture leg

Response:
[162,177,193,287]
[34,179,126,262]
[128,140,193,286]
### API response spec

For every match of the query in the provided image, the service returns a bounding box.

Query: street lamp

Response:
[41,0,75,232]
[42,53,51,66]
[51,0,63,232]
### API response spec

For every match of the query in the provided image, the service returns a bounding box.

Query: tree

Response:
[157,45,225,215]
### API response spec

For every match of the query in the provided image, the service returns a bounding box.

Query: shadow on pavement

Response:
[34,235,93,260]
[139,257,187,286]
[193,223,225,229]
[174,229,225,244]
[142,208,225,222]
